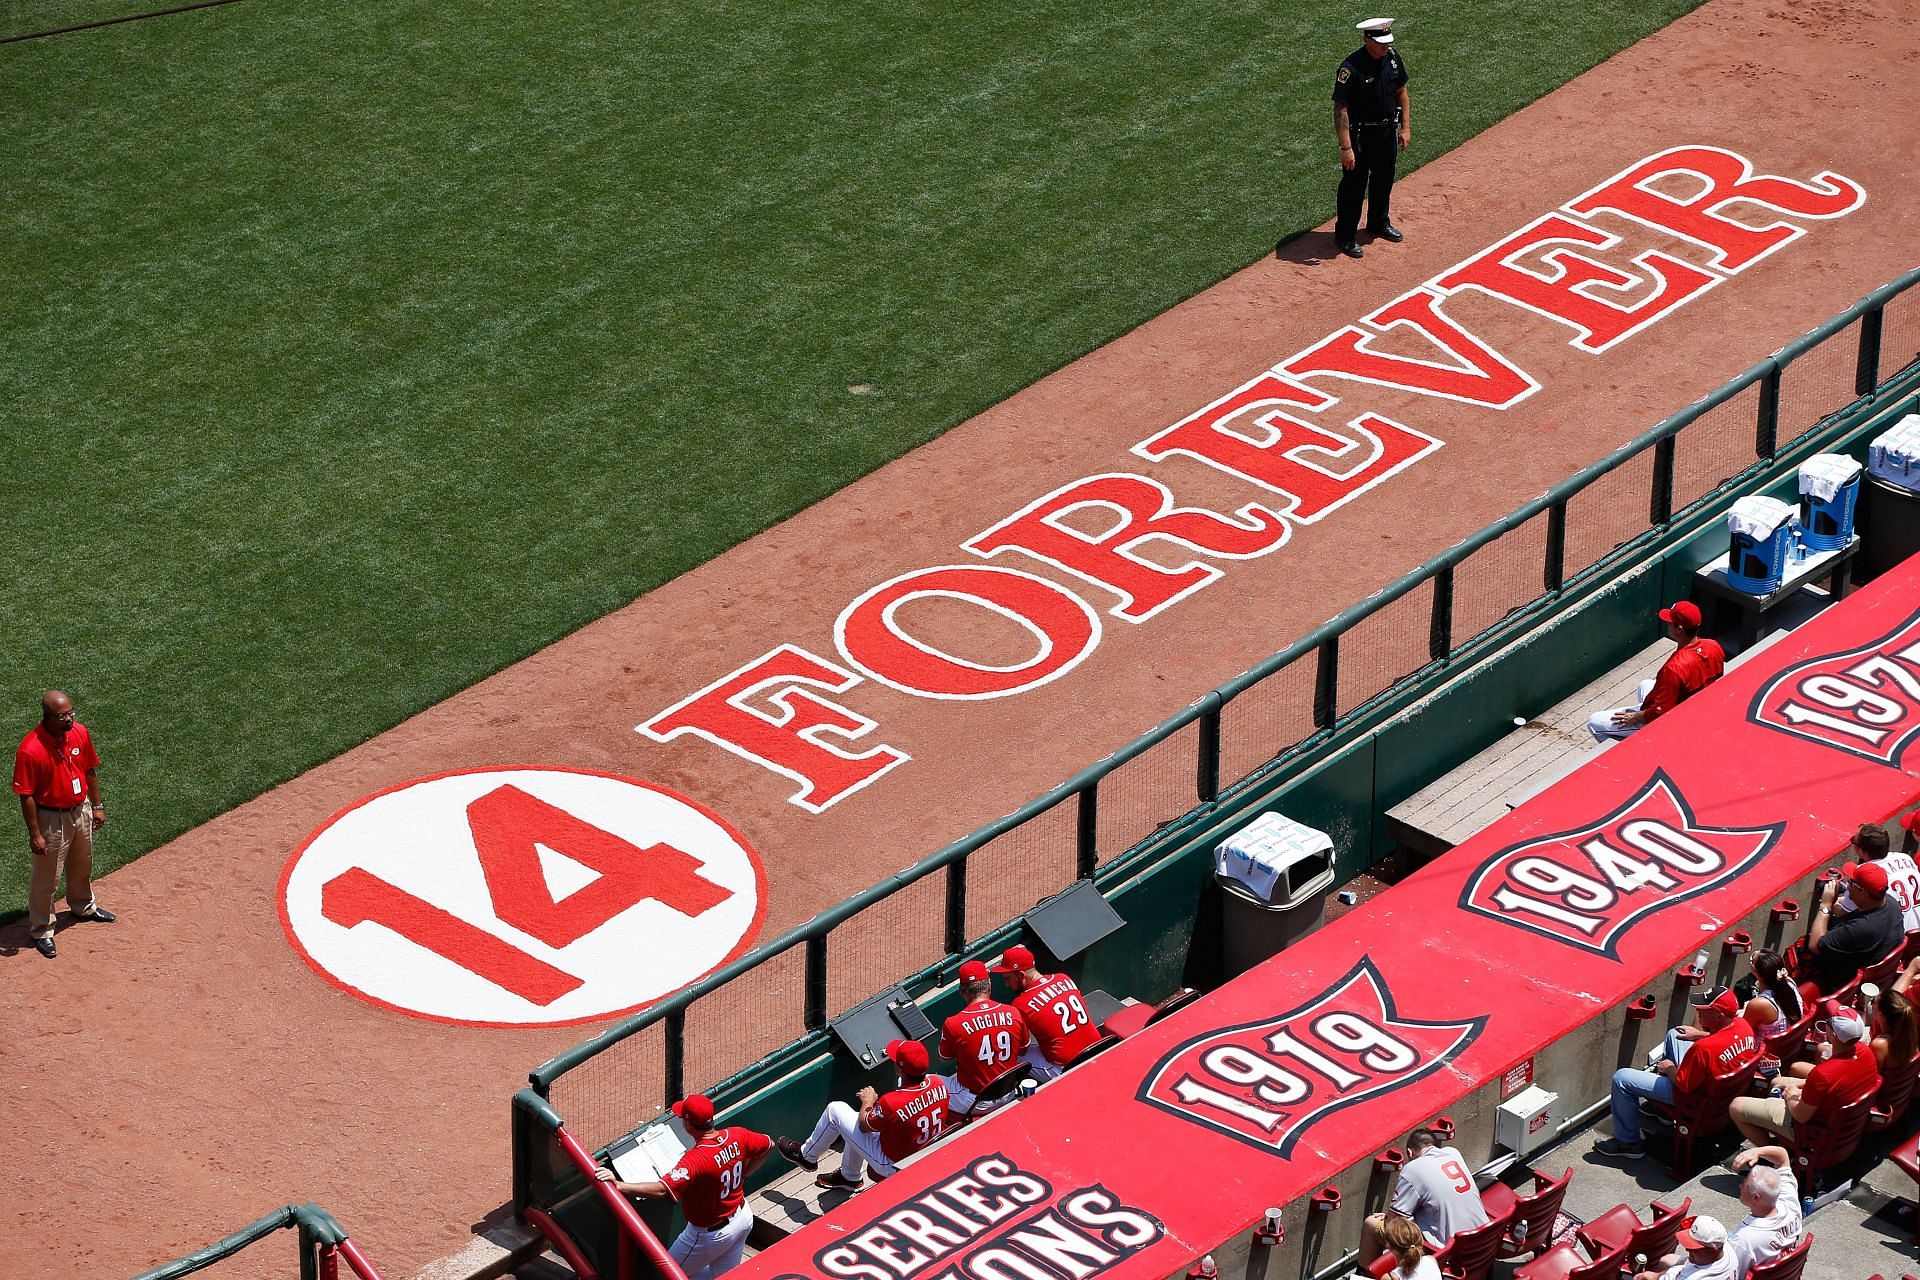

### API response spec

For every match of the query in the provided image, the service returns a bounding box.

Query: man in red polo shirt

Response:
[1730,1008,1880,1146]
[1587,601,1725,741]
[13,690,115,958]
[992,945,1103,1082]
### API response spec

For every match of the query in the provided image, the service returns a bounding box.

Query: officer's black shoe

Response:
[1368,222,1404,243]
[1336,241,1364,260]
[33,936,56,959]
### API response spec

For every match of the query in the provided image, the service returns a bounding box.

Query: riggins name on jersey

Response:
[786,1155,1165,1280]
[956,1009,1022,1037]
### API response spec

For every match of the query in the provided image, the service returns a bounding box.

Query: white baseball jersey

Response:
[1389,1147,1490,1247]
[1880,853,1920,933]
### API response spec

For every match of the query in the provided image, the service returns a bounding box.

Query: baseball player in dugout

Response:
[14,689,116,959]
[1331,17,1410,260]
[991,945,1103,1081]
[594,1094,787,1280]
[777,1038,956,1190]
[939,959,1033,1114]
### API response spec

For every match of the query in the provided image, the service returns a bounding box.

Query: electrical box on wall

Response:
[1494,1085,1559,1158]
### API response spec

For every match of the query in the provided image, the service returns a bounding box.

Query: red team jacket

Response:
[866,1076,954,1162]
[940,999,1031,1092]
[1012,974,1102,1067]
[663,1127,770,1228]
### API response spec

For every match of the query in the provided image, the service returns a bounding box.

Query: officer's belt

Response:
[1353,119,1397,128]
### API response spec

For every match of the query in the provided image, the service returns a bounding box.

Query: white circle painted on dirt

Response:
[279,768,767,1028]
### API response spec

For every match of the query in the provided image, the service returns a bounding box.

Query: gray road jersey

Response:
[1390,1147,1491,1246]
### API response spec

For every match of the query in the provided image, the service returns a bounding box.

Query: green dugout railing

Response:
[129,1203,384,1280]
[518,267,1920,1205]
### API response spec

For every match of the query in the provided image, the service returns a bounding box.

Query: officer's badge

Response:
[1336,66,1351,84]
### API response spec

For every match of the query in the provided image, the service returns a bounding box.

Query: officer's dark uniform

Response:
[1331,40,1408,251]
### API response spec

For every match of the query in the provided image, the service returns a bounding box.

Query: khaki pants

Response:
[27,805,94,940]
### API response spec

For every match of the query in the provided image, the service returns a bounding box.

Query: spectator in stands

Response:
[1378,1214,1441,1280]
[991,945,1102,1082]
[1868,986,1919,1072]
[939,960,1031,1114]
[1587,601,1725,741]
[1740,950,1802,1042]
[1835,822,1920,932]
[777,1039,954,1190]
[594,1094,784,1280]
[1631,1215,1738,1280]
[1796,860,1904,992]
[1902,809,1919,856]
[1595,985,1759,1159]
[1730,1008,1880,1146]
[1728,1146,1804,1274]
[1359,1127,1490,1271]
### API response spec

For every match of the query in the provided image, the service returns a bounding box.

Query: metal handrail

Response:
[129,1203,382,1280]
[529,267,1920,1097]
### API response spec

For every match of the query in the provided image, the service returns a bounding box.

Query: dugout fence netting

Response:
[519,267,1920,1215]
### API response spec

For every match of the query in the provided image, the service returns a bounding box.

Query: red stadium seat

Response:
[1789,1096,1875,1189]
[1513,1241,1627,1280]
[1859,942,1905,991]
[1648,1062,1756,1177]
[1761,1003,1818,1071]
[1575,1197,1689,1272]
[1479,1166,1573,1259]
[1746,1233,1813,1280]
[1101,987,1198,1040]
[1871,1050,1920,1127]
[1900,928,1920,965]
[1433,1210,1516,1280]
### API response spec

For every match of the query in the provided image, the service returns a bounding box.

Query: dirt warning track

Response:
[3,1,1915,1275]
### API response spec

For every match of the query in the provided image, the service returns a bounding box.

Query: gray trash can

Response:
[1214,812,1337,978]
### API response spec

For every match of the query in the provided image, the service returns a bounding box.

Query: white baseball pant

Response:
[800,1101,896,1181]
[669,1205,753,1280]
[1587,679,1656,741]
[1021,1043,1062,1083]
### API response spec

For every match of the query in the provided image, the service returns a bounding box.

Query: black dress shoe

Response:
[1368,223,1404,243]
[1336,241,1364,259]
[33,936,56,958]
[76,906,116,924]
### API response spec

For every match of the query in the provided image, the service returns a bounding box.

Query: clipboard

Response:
[604,1115,693,1182]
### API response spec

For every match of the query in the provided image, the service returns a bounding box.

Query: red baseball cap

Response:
[1902,809,1920,835]
[991,945,1036,974]
[886,1038,930,1075]
[1659,600,1702,629]
[1689,985,1739,1016]
[958,960,990,983]
[672,1094,716,1129]
[1843,860,1890,895]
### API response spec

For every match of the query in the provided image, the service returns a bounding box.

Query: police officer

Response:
[1332,17,1411,259]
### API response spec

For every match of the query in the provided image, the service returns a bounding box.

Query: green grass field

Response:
[0,0,1704,918]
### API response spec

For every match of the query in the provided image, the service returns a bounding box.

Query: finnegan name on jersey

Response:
[1022,978,1078,1008]
[788,1156,1165,1280]
[956,1008,1022,1037]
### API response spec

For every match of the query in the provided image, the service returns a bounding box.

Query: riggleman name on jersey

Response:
[1136,959,1481,1158]
[1458,771,1782,958]
[771,1155,1165,1280]
[1749,604,1920,766]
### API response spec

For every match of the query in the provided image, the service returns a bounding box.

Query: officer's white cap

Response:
[1357,17,1395,43]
